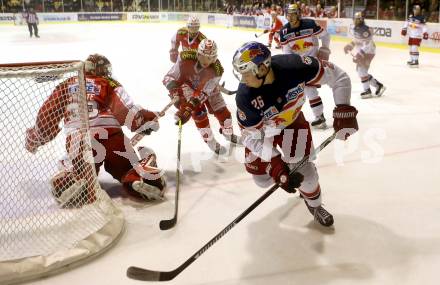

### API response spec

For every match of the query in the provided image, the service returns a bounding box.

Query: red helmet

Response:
[85,54,112,76]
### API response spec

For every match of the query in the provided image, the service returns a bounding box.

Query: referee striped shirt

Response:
[26,12,38,24]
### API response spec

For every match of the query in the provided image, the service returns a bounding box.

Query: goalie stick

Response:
[159,119,183,230]
[126,132,337,281]
[130,97,179,146]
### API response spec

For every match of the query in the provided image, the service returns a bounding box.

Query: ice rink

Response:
[1,21,440,285]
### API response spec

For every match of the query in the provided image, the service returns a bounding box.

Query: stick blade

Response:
[159,218,176,230]
[127,266,162,281]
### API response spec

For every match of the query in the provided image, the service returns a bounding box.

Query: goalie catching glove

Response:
[333,104,359,140]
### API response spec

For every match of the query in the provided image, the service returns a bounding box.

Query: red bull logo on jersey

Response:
[290,39,314,52]
[240,48,264,63]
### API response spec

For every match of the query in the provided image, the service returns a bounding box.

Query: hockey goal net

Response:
[0,61,124,284]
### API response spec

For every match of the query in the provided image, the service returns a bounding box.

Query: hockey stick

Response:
[254,30,268,38]
[219,81,237,96]
[126,132,337,281]
[159,119,183,230]
[131,97,179,146]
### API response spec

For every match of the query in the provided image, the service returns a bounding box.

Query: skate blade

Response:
[361,94,373,99]
[376,86,386,97]
[312,122,328,130]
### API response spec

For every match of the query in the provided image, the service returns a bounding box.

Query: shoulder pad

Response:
[199,33,207,40]
[211,60,224,76]
[180,50,197,61]
[177,27,188,35]
[105,76,122,88]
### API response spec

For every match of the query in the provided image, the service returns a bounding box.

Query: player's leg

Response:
[305,86,326,129]
[102,131,166,201]
[192,104,227,155]
[356,63,373,99]
[278,112,334,226]
[207,91,240,144]
[408,38,421,67]
[34,23,39,38]
[27,23,33,37]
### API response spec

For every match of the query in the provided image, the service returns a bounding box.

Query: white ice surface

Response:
[1,22,440,285]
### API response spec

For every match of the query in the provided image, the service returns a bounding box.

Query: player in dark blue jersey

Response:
[232,42,359,227]
[279,4,331,129]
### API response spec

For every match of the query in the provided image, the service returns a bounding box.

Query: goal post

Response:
[0,61,125,284]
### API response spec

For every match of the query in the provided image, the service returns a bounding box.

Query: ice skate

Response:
[360,88,373,99]
[304,200,334,227]
[311,114,327,129]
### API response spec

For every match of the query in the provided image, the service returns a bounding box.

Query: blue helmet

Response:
[232,41,271,81]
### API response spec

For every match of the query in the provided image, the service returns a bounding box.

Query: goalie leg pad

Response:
[50,171,89,208]
[121,156,166,201]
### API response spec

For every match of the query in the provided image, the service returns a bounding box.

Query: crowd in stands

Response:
[1,0,439,23]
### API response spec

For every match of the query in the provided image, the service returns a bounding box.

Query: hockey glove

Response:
[317,47,331,61]
[423,32,429,40]
[169,49,178,63]
[401,29,407,36]
[174,98,200,125]
[269,155,304,193]
[344,44,353,54]
[263,29,270,33]
[333,104,359,140]
[25,127,59,154]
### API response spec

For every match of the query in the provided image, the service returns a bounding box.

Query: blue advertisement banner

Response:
[233,15,257,28]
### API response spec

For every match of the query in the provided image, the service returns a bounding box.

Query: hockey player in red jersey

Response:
[169,15,207,63]
[163,39,239,155]
[265,11,284,49]
[25,54,166,206]
[233,42,359,227]
[401,5,429,67]
[344,12,386,99]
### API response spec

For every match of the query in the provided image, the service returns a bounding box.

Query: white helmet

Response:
[187,15,200,34]
[198,39,217,60]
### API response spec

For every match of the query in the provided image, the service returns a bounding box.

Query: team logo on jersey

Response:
[301,56,313,65]
[237,108,247,121]
[85,81,101,96]
[263,106,279,119]
[68,83,79,94]
[285,84,304,101]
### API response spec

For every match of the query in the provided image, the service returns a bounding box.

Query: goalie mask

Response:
[85,54,112,76]
[197,39,218,68]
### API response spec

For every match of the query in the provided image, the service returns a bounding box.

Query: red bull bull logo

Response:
[240,48,264,63]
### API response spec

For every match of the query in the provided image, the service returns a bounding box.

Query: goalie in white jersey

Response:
[344,12,385,99]
[401,5,429,67]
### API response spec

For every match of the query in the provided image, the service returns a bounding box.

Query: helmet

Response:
[198,39,217,60]
[287,4,301,16]
[85,54,112,76]
[197,39,217,67]
[187,15,200,34]
[232,41,271,81]
[354,12,364,25]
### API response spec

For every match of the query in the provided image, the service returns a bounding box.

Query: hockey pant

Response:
[243,112,322,207]
[355,53,379,91]
[181,87,234,143]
